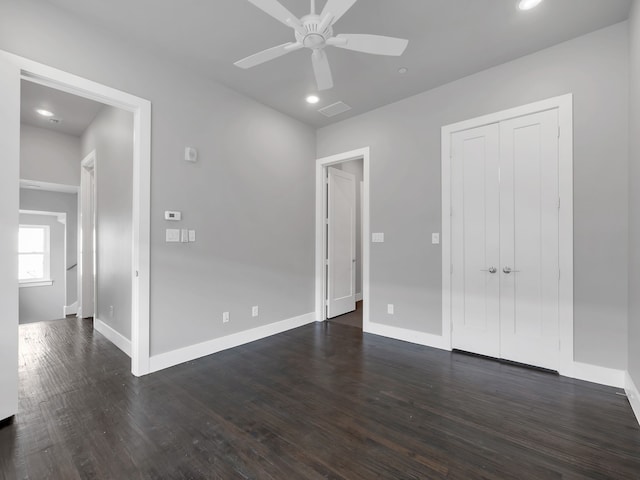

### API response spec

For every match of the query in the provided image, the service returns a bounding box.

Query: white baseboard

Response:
[355,292,363,302]
[94,318,132,357]
[561,361,626,388]
[364,324,628,391]
[626,372,640,426]
[364,322,452,351]
[63,301,78,316]
[149,312,316,374]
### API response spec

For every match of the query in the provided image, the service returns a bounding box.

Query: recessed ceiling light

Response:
[36,108,55,117]
[398,67,409,75]
[306,95,320,105]
[518,0,543,10]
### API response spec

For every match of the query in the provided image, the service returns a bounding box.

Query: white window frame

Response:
[18,224,52,287]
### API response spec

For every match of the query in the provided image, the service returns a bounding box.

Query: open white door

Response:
[327,167,356,318]
[0,55,20,421]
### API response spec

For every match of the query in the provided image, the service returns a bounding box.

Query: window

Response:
[18,225,51,286]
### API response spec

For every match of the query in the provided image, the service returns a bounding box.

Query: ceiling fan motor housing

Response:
[296,15,333,49]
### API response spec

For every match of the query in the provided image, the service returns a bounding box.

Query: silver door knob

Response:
[481,267,497,274]
[503,266,520,274]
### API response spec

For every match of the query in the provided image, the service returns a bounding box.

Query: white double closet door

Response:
[451,109,560,371]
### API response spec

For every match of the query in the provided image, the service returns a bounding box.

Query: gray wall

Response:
[18,213,66,323]
[82,106,133,340]
[317,23,630,370]
[20,188,78,307]
[334,160,364,296]
[0,0,316,357]
[20,123,81,186]
[628,4,640,385]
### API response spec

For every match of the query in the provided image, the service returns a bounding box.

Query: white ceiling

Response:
[21,81,104,136]
[43,0,632,127]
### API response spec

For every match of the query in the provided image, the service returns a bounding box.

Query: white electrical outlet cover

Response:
[252,306,259,317]
[432,233,440,245]
[185,147,198,162]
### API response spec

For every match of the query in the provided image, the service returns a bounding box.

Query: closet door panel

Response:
[499,109,560,370]
[451,124,501,358]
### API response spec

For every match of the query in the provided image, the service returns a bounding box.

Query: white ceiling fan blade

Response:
[321,0,357,25]
[329,34,409,56]
[246,0,303,30]
[312,49,334,91]
[235,43,301,69]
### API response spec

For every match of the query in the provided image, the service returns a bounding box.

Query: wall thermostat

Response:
[185,147,198,162]
[165,211,182,221]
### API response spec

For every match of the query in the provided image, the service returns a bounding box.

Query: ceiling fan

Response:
[235,0,409,91]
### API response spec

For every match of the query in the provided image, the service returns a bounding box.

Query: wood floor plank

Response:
[0,317,639,479]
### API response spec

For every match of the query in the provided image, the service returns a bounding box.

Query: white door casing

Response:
[499,110,560,370]
[327,167,357,318]
[79,151,96,319]
[0,55,20,421]
[451,124,501,358]
[0,49,152,377]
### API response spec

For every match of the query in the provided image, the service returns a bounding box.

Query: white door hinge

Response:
[325,259,329,266]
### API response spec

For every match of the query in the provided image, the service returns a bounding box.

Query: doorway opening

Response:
[315,147,370,331]
[18,78,135,357]
[1,50,152,378]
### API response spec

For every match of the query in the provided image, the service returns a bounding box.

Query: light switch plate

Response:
[387,304,394,315]
[164,211,181,221]
[372,233,385,243]
[188,230,196,242]
[252,306,259,317]
[432,233,440,245]
[166,229,180,243]
[181,229,189,243]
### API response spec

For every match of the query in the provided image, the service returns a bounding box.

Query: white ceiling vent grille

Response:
[318,101,352,118]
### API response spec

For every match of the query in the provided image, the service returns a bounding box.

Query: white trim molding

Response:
[315,147,370,331]
[94,318,132,357]
[562,362,625,389]
[149,312,315,374]
[0,49,152,376]
[441,94,574,375]
[626,372,640,426]
[366,323,452,351]
[63,301,78,316]
[355,292,363,302]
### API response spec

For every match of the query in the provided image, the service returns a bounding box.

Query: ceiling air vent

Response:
[318,101,352,118]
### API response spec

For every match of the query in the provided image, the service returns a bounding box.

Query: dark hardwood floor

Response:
[1,318,639,479]
[329,301,363,329]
